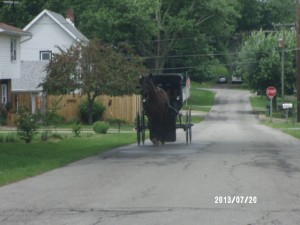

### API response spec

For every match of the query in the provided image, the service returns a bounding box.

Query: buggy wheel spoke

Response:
[189,108,192,143]
[136,112,141,146]
[185,111,189,144]
[141,111,146,145]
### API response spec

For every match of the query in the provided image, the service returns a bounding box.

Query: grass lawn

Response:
[283,129,300,139]
[183,88,216,112]
[250,95,269,110]
[262,121,300,139]
[0,82,215,186]
[0,133,136,186]
[191,81,216,89]
[250,95,300,140]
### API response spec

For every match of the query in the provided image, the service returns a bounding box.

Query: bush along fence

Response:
[6,94,141,126]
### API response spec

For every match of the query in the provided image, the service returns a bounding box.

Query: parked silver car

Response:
[217,76,227,84]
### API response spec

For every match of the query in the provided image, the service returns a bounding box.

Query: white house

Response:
[12,9,88,113]
[20,9,88,61]
[0,23,31,111]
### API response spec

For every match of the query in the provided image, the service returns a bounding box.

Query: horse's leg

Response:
[150,115,159,146]
[149,117,154,144]
[156,120,162,146]
[155,112,165,146]
[160,112,167,145]
[159,125,165,146]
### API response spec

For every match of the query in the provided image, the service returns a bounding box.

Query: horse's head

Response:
[140,74,155,99]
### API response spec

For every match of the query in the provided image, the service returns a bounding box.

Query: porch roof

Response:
[12,61,48,93]
[0,23,31,36]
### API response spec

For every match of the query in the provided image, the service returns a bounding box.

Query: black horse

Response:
[140,74,170,145]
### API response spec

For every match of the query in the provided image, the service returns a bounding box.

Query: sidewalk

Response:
[0,126,135,134]
[0,110,208,134]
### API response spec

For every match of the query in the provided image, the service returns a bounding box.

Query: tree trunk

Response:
[87,92,94,125]
[87,93,97,125]
[88,100,93,125]
[154,55,165,75]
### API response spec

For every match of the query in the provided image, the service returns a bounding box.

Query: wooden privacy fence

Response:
[6,94,141,126]
[47,94,141,123]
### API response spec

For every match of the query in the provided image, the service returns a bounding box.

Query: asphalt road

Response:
[1,88,300,225]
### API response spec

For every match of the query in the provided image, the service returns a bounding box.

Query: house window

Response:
[1,84,8,104]
[10,39,17,61]
[40,51,52,60]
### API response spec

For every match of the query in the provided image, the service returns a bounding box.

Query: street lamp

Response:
[278,38,285,103]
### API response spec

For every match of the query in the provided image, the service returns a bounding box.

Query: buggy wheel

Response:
[141,111,146,145]
[185,111,189,144]
[188,108,192,143]
[136,112,141,146]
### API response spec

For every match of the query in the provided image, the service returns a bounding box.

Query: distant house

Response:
[0,23,31,112]
[12,9,88,113]
[20,9,88,61]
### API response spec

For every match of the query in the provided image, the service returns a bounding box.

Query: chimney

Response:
[66,9,75,27]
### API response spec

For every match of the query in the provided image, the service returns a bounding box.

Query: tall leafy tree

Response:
[260,0,295,30]
[77,0,240,76]
[1,0,296,85]
[236,30,296,94]
[40,39,146,124]
[236,0,295,32]
[236,0,263,32]
[144,0,240,74]
[160,0,240,80]
[0,0,69,27]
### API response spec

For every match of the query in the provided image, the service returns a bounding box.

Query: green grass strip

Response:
[0,82,216,186]
[0,133,136,186]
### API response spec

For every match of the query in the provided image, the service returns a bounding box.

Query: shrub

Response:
[43,110,64,126]
[5,102,13,112]
[5,133,17,143]
[16,108,38,143]
[93,121,110,134]
[51,133,63,139]
[0,109,7,125]
[79,100,105,124]
[41,130,52,141]
[107,118,127,133]
[0,133,17,143]
[72,122,81,137]
[47,97,64,126]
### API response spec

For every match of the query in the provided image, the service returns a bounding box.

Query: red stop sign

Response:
[266,86,277,99]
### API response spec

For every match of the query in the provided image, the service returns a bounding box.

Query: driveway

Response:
[0,88,300,225]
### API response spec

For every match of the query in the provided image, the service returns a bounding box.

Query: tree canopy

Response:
[40,39,146,124]
[0,0,297,83]
[42,40,145,95]
[236,30,296,94]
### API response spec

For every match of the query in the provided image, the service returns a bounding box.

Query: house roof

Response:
[23,9,88,42]
[0,23,31,36]
[12,61,48,92]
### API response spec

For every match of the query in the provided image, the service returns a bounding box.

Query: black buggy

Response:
[136,73,193,146]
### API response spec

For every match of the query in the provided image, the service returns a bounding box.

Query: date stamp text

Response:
[214,196,257,204]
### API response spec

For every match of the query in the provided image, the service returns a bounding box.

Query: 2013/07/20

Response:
[214,196,257,204]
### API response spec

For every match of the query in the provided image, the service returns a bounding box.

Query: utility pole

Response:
[278,37,285,103]
[273,23,294,103]
[296,0,300,122]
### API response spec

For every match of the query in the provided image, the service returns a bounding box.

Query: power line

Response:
[149,60,259,72]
